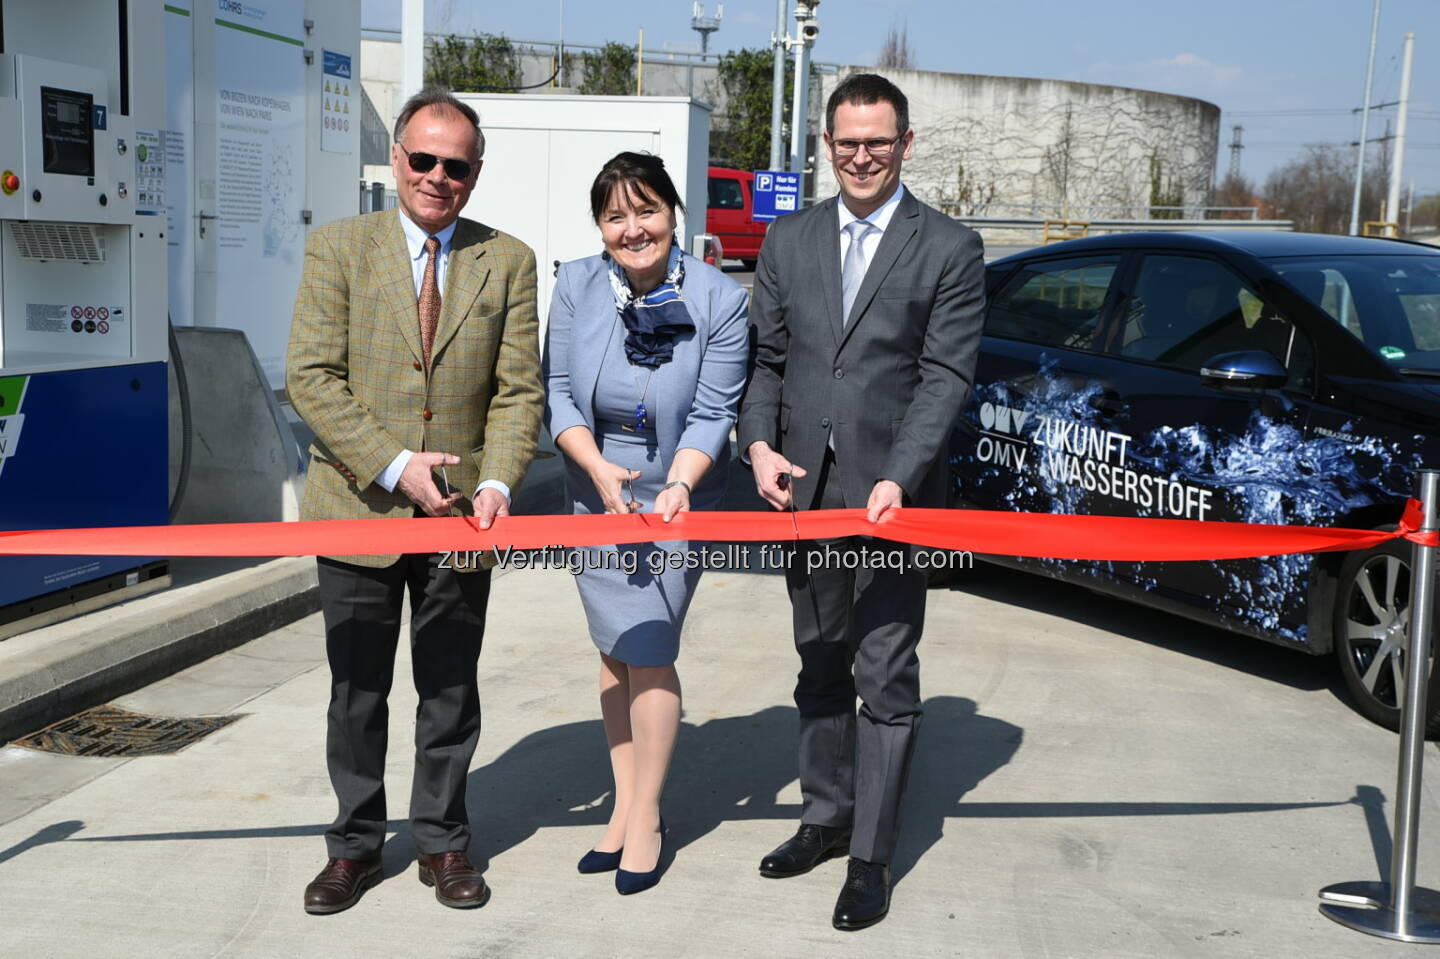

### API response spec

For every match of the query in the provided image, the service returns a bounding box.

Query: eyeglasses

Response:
[398,144,477,181]
[829,135,903,158]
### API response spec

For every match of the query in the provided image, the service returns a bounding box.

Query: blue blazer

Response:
[543,252,750,474]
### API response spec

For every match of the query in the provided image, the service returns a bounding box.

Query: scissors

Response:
[777,471,799,537]
[440,464,457,518]
[624,472,642,513]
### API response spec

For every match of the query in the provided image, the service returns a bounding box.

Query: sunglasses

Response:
[398,144,477,181]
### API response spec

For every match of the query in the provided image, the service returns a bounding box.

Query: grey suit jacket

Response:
[738,188,986,510]
[543,252,750,475]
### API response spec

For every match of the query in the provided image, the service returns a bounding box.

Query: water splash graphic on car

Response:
[953,356,1420,643]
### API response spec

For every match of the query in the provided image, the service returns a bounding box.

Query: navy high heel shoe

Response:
[615,818,667,895]
[577,847,623,874]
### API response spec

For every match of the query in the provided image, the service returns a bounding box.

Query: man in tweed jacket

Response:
[286,89,542,915]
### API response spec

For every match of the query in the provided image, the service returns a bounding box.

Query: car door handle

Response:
[1087,390,1129,418]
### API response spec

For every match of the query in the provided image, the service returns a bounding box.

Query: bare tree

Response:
[1263,144,1387,234]
[1413,192,1440,231]
[1212,170,1258,219]
[877,22,915,70]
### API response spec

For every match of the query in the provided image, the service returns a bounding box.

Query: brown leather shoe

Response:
[303,857,382,915]
[417,851,491,909]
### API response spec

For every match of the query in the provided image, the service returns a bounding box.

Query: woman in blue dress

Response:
[543,152,749,895]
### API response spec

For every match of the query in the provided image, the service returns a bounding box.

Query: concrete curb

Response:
[0,558,320,743]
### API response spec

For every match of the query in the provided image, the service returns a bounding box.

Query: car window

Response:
[708,177,745,211]
[984,256,1118,351]
[1401,290,1440,347]
[1118,254,1301,374]
[1275,266,1364,338]
[1269,254,1440,377]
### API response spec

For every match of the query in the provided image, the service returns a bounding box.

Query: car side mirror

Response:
[1200,350,1288,390]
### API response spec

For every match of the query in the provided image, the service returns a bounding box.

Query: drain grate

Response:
[14,705,243,757]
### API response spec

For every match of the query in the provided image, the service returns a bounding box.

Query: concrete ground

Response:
[0,543,1428,957]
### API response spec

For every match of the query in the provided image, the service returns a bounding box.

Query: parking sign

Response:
[751,170,801,222]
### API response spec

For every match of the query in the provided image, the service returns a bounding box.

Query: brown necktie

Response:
[418,235,442,368]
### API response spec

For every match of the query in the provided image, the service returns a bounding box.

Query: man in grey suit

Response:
[739,73,986,931]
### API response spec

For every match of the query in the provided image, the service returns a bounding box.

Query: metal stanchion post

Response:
[1319,469,1440,942]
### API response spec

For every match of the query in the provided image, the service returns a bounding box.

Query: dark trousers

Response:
[784,450,926,864]
[317,553,490,860]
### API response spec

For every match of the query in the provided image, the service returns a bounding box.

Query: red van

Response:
[706,166,767,269]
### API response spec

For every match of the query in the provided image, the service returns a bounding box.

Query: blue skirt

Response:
[564,425,722,666]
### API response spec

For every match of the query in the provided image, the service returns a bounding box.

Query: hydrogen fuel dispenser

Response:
[0,3,171,634]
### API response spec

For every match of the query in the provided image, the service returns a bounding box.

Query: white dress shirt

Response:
[837,183,906,277]
[376,209,511,504]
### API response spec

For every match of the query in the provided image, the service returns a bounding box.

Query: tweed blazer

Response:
[738,189,986,510]
[286,209,543,568]
[543,252,749,476]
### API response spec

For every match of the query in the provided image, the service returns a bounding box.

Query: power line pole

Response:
[1228,125,1244,180]
[1385,30,1414,233]
[769,0,787,171]
[1349,0,1381,236]
[788,1,820,200]
[402,0,425,104]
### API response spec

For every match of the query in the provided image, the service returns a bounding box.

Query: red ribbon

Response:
[1399,498,1440,547]
[0,506,1424,561]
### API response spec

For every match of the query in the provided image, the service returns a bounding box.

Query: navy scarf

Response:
[606,239,694,369]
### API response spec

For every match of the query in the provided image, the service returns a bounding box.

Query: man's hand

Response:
[866,480,905,524]
[397,452,463,516]
[473,486,509,531]
[749,441,808,511]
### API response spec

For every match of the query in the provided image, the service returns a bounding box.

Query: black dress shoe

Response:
[303,857,382,915]
[832,858,891,931]
[758,824,851,878]
[417,851,490,909]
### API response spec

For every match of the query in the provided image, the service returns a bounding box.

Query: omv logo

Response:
[978,402,1033,436]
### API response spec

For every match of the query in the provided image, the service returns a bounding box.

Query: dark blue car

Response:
[949,231,1440,731]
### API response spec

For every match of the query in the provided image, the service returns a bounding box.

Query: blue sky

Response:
[363,0,1440,199]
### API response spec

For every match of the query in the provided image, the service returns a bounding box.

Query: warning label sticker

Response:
[26,304,71,333]
[24,305,125,333]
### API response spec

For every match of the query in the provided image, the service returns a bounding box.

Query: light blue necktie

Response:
[842,220,877,325]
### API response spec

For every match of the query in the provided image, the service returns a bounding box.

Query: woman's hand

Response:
[589,460,641,514]
[653,481,691,523]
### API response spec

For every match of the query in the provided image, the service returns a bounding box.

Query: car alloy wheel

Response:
[1334,539,1440,735]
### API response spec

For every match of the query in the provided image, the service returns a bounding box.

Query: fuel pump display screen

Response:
[40,87,95,177]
